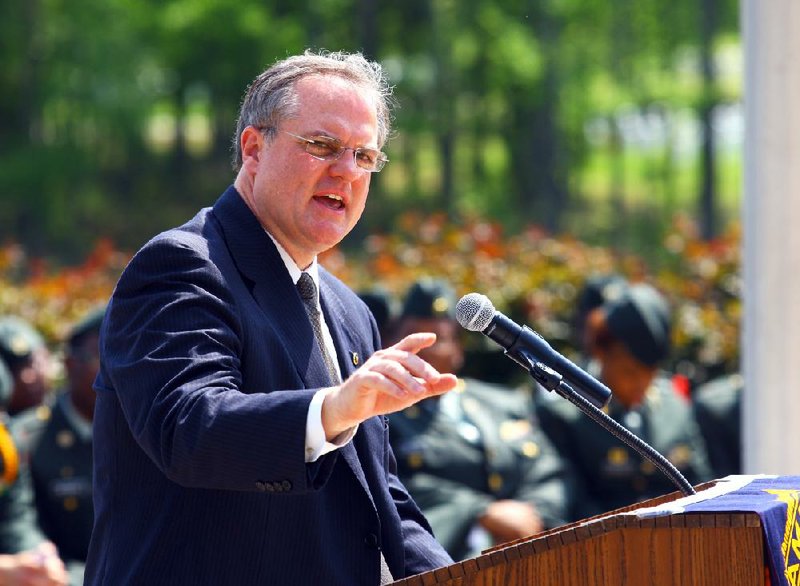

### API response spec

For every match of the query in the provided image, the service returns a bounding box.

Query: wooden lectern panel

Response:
[394,503,766,586]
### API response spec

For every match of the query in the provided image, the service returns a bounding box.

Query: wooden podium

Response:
[391,481,768,586]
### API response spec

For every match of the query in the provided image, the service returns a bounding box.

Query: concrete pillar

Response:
[741,0,800,474]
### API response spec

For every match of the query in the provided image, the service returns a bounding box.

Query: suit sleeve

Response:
[386,443,455,574]
[96,236,327,493]
[397,470,491,558]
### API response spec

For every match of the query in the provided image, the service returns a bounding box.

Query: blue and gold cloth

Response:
[635,475,800,586]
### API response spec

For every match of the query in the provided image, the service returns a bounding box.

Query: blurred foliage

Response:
[1,212,740,388]
[331,210,741,386]
[0,239,128,344]
[0,0,743,389]
[0,0,741,263]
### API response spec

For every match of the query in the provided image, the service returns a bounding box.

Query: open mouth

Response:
[314,194,345,211]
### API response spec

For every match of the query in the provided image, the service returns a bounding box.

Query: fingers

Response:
[33,542,58,558]
[377,336,442,384]
[389,332,437,354]
[353,365,425,400]
[426,373,459,395]
[322,332,459,437]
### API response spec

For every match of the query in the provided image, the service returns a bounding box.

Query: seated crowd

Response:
[0,273,737,580]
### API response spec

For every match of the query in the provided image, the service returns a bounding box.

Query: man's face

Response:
[597,342,657,409]
[241,74,379,268]
[8,347,51,415]
[66,332,100,418]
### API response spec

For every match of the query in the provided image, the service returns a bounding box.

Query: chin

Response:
[313,223,353,249]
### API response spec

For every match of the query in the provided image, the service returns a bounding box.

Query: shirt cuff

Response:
[305,387,358,462]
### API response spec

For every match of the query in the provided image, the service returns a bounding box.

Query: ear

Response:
[239,126,264,170]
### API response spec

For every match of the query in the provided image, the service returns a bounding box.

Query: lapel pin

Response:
[351,351,359,366]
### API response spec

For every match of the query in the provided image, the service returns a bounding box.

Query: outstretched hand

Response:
[0,541,68,586]
[321,332,458,439]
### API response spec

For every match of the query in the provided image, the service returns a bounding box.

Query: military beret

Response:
[400,279,456,319]
[576,274,628,319]
[0,360,11,409]
[0,316,45,368]
[604,283,671,366]
[67,305,107,347]
[357,289,394,332]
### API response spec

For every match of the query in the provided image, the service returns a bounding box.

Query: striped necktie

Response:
[297,272,341,385]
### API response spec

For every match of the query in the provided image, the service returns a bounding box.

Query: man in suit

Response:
[85,51,457,585]
[388,280,569,561]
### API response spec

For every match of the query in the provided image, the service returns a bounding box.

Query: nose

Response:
[328,148,363,180]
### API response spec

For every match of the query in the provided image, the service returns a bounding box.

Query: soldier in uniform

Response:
[388,279,569,561]
[0,316,52,416]
[357,287,397,344]
[692,372,743,478]
[0,336,67,584]
[572,274,628,362]
[537,283,713,522]
[17,307,105,585]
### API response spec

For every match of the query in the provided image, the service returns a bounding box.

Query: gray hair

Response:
[231,49,395,170]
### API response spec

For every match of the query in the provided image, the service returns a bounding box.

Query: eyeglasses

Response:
[283,131,388,173]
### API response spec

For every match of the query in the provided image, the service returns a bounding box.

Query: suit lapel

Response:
[211,187,331,389]
[318,275,362,380]
[318,272,380,508]
[213,188,378,506]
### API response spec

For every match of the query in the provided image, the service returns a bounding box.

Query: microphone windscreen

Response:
[455,293,496,332]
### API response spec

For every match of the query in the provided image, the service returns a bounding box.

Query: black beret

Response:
[604,283,671,366]
[576,274,628,318]
[357,289,394,332]
[0,316,45,367]
[400,279,456,319]
[67,305,107,346]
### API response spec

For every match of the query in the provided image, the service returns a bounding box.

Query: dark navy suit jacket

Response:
[85,186,452,585]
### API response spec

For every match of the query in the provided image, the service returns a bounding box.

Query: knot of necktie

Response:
[297,272,317,302]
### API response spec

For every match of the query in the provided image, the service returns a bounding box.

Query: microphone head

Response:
[455,293,496,332]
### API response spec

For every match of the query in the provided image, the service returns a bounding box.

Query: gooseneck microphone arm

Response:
[531,359,696,497]
[455,292,696,498]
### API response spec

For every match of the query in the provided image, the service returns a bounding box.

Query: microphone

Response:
[455,293,612,408]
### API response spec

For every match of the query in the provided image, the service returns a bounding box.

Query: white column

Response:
[741,0,800,474]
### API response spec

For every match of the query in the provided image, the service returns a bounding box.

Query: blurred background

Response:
[0,0,741,389]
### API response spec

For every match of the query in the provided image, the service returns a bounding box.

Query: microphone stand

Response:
[529,357,696,497]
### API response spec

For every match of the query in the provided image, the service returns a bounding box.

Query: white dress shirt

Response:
[265,232,357,462]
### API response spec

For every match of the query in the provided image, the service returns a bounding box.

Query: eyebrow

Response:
[305,131,379,150]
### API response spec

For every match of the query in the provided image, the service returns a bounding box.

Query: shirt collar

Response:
[264,231,320,292]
